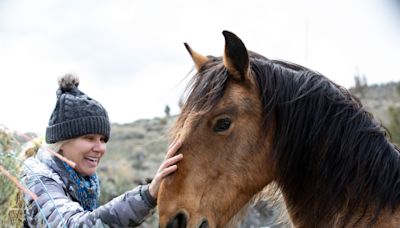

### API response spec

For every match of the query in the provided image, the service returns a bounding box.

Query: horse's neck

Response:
[283,193,400,227]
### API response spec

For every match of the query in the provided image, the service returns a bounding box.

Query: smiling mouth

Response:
[85,157,99,163]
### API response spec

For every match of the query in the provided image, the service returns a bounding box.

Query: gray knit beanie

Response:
[45,74,111,143]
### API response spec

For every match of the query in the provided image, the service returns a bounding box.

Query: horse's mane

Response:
[252,55,400,226]
[180,52,400,226]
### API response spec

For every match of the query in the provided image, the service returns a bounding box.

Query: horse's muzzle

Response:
[166,212,209,228]
[167,212,187,228]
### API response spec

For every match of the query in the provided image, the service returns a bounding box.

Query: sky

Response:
[1,0,400,134]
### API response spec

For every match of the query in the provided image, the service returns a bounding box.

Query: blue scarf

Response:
[62,161,100,211]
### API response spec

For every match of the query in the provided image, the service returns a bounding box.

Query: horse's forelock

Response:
[181,58,229,115]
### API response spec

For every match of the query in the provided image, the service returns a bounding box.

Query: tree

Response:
[387,83,400,145]
[353,74,368,98]
[397,83,400,96]
[388,106,400,145]
[164,105,170,118]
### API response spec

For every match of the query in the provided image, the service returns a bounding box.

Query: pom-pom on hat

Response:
[45,74,110,143]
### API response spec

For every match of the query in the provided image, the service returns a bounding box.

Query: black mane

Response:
[252,54,400,226]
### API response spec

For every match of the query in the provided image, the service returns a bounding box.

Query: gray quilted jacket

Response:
[21,149,156,227]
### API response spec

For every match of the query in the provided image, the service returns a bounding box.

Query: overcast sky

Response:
[1,0,400,134]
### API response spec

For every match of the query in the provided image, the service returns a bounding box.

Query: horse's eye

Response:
[213,118,231,132]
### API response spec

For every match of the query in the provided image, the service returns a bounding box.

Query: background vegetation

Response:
[387,84,400,144]
[350,80,400,146]
[0,126,25,227]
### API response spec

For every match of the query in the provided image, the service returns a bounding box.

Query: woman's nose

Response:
[93,140,106,152]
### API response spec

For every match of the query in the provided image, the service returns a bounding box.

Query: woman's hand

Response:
[149,139,183,199]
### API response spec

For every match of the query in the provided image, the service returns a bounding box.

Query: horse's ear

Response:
[184,43,209,71]
[222,31,250,81]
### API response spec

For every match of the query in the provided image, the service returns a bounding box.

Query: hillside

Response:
[350,81,400,125]
[101,81,400,227]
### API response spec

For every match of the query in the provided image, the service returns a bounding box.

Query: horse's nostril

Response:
[167,212,187,228]
[199,220,209,228]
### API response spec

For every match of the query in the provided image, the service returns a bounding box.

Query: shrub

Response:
[0,126,24,227]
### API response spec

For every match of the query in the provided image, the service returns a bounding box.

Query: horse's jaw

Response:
[226,183,291,228]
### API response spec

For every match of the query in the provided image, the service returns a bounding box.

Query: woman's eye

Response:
[213,118,231,132]
[83,135,95,140]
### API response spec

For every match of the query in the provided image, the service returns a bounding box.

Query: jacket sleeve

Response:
[24,176,157,227]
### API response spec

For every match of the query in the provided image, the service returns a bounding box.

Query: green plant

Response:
[388,106,400,146]
[0,126,24,227]
[387,83,400,146]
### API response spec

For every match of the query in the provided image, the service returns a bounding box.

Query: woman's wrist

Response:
[148,182,157,199]
[140,184,157,207]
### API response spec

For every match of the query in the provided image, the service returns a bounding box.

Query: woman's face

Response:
[60,134,106,176]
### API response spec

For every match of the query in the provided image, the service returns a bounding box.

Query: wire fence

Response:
[0,124,68,228]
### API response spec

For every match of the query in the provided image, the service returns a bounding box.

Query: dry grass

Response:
[0,125,25,227]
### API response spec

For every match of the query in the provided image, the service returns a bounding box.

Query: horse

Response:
[157,31,400,228]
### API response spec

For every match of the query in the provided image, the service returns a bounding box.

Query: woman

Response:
[22,74,183,227]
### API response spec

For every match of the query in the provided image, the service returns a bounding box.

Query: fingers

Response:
[155,138,183,179]
[161,164,178,177]
[159,153,183,171]
[165,139,182,160]
[152,158,181,186]
[149,141,183,199]
[168,137,179,149]
[149,163,180,199]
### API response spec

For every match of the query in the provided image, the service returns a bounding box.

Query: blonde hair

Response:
[47,141,64,154]
[22,137,69,159]
[22,136,45,158]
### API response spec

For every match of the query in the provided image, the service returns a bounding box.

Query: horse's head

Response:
[158,31,275,228]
